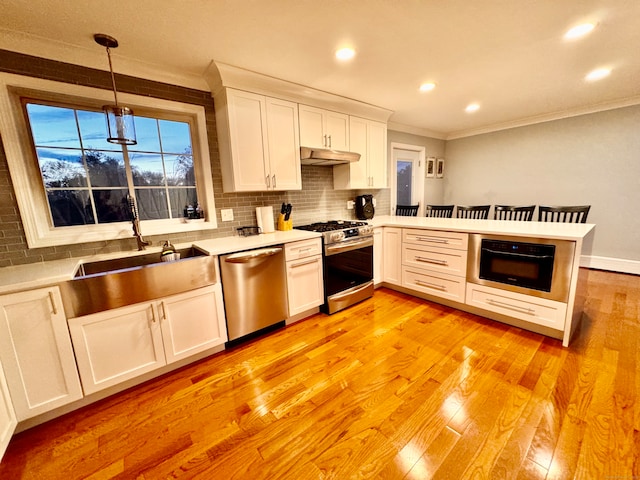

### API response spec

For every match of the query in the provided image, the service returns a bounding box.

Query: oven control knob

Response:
[358,226,372,236]
[330,231,345,243]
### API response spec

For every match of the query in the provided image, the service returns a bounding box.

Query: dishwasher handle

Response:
[224,247,283,264]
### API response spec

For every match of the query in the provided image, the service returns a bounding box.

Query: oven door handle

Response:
[325,237,373,256]
[482,248,554,260]
[329,281,374,301]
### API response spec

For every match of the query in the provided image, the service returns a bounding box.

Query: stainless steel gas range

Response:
[296,220,374,314]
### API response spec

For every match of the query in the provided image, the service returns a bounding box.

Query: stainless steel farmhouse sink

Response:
[59,247,218,318]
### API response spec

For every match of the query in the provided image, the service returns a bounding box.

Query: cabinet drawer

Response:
[403,229,468,250]
[285,238,322,261]
[402,267,465,302]
[402,244,467,277]
[466,284,567,330]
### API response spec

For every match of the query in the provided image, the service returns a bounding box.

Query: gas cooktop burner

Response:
[296,220,368,233]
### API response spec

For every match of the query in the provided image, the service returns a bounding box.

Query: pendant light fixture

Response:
[94,33,137,145]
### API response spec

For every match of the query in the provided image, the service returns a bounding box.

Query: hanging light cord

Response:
[105,46,120,107]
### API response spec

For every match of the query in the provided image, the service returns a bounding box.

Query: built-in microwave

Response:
[467,234,575,303]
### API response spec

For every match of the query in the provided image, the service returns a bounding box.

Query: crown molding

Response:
[446,95,640,140]
[387,121,446,140]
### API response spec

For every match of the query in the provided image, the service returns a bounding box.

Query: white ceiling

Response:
[1,0,639,139]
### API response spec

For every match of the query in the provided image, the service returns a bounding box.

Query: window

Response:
[0,73,216,248]
[26,102,198,226]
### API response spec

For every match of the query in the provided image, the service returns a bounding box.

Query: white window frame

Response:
[0,73,217,248]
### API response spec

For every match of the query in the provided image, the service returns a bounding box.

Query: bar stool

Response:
[395,205,419,216]
[456,205,490,219]
[425,205,454,218]
[494,205,535,221]
[538,205,590,223]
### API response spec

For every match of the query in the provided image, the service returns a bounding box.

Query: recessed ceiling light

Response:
[419,82,436,92]
[564,23,595,40]
[335,47,356,61]
[465,103,480,113]
[585,67,611,81]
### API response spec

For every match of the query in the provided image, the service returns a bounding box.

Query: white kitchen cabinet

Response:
[69,302,165,395]
[0,358,17,461]
[299,104,349,151]
[285,239,324,317]
[373,227,384,285]
[69,286,227,395]
[466,283,567,331]
[401,229,469,302]
[333,116,387,189]
[0,287,83,420]
[159,285,227,364]
[216,88,301,192]
[382,227,402,285]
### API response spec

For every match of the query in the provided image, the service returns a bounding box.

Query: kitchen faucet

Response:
[127,194,150,250]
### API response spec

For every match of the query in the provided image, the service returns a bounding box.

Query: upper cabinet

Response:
[215,88,301,192]
[298,105,349,151]
[334,116,388,189]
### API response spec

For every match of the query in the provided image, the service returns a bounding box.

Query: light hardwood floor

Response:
[1,269,638,479]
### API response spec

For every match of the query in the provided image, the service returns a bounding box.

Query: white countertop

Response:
[0,230,321,295]
[368,215,595,241]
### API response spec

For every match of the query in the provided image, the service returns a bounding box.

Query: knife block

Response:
[277,213,293,231]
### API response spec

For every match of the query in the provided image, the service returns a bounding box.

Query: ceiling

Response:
[1,0,639,139]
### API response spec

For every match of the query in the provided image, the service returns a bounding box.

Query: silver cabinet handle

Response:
[328,134,332,148]
[150,305,157,323]
[487,299,535,315]
[272,174,276,189]
[323,134,328,147]
[266,175,271,188]
[415,279,447,291]
[160,301,167,320]
[415,256,448,266]
[48,291,58,315]
[416,236,449,244]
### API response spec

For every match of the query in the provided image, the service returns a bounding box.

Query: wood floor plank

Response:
[1,270,639,479]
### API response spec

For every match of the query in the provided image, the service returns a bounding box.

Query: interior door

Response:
[392,147,425,216]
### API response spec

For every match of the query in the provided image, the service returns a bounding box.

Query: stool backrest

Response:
[538,205,590,223]
[425,205,454,218]
[396,205,419,217]
[456,205,490,219]
[494,205,535,221]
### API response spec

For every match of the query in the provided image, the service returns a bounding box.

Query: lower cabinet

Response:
[0,358,17,461]
[0,286,83,420]
[466,283,567,330]
[285,239,324,316]
[69,285,227,395]
[382,227,402,285]
[402,267,466,302]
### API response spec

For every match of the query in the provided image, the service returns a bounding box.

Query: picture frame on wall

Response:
[436,158,445,178]
[426,157,435,178]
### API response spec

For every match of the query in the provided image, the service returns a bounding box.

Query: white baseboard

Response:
[581,255,640,275]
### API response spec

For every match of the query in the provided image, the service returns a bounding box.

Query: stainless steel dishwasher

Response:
[220,246,288,341]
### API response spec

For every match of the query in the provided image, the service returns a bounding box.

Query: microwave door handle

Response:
[482,248,554,260]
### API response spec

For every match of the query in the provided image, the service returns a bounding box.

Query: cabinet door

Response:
[226,89,269,191]
[0,359,17,461]
[325,111,349,151]
[265,97,301,191]
[373,227,384,285]
[159,285,227,364]
[383,227,402,285]
[0,287,82,420]
[69,303,165,395]
[367,120,387,188]
[298,104,326,148]
[287,256,324,316]
[347,116,369,188]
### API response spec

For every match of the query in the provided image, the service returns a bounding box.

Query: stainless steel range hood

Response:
[300,147,360,166]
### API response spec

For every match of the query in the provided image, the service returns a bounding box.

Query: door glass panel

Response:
[396,160,412,205]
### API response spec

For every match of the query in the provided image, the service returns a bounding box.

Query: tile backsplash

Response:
[0,49,389,266]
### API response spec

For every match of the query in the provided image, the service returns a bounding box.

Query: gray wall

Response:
[444,104,640,262]
[387,130,446,209]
